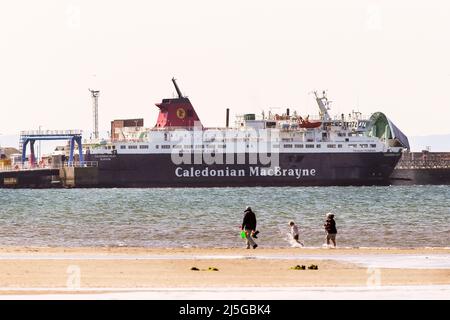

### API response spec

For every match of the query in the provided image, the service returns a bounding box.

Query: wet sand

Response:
[0,247,449,297]
[1,246,449,256]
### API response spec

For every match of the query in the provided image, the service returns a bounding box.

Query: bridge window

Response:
[128,145,138,149]
[295,144,304,148]
[161,145,171,149]
[370,144,377,148]
[139,145,149,149]
[306,144,314,148]
[120,145,126,149]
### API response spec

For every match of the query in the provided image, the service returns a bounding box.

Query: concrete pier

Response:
[0,169,60,188]
[59,167,99,187]
[0,164,98,188]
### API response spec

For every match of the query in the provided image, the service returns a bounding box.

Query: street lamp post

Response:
[38,125,42,162]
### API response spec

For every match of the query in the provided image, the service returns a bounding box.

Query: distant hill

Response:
[0,135,19,149]
[0,134,70,156]
[0,131,108,156]
[1,147,20,157]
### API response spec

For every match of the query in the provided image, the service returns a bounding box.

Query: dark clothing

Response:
[324,218,337,234]
[242,209,257,231]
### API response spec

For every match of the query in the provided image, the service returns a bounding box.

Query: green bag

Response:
[240,231,247,239]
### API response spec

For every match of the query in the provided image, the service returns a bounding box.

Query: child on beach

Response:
[289,220,304,247]
[324,212,337,248]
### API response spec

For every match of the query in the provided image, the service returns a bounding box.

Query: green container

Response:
[244,114,256,121]
[240,231,247,239]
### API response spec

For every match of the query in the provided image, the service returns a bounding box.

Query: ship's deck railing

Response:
[62,161,98,168]
[0,161,98,172]
[396,159,450,169]
[20,130,82,136]
[0,165,49,172]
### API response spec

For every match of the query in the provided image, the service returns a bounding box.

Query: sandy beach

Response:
[0,247,449,298]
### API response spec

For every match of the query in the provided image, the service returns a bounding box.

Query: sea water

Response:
[0,186,448,248]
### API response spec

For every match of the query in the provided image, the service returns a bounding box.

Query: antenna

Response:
[89,88,100,140]
[313,90,331,121]
[171,77,184,99]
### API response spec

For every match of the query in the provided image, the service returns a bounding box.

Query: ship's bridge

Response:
[368,112,410,149]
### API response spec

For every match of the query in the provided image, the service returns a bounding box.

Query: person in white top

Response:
[289,220,304,246]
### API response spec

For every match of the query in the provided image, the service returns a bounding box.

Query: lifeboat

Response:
[298,116,322,128]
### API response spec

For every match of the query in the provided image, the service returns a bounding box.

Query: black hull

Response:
[86,152,402,187]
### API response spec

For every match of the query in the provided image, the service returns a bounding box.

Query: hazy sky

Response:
[1,0,449,137]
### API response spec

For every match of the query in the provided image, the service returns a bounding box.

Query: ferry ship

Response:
[85,79,410,187]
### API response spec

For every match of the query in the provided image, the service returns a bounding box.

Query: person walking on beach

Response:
[289,220,304,247]
[324,212,337,248]
[242,206,258,249]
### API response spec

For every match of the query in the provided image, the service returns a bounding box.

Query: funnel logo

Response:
[176,108,186,119]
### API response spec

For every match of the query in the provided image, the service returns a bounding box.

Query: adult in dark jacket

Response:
[242,206,258,249]
[324,212,337,248]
